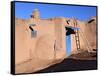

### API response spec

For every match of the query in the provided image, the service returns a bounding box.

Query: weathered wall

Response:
[15,10,97,73]
[15,19,31,65]
[77,17,97,51]
[77,20,87,50]
[15,17,67,73]
[53,17,67,59]
[65,17,97,53]
[85,17,97,49]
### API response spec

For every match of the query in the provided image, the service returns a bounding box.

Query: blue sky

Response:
[15,2,97,21]
[15,2,97,55]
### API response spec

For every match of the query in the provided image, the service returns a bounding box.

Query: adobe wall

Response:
[53,17,67,59]
[15,9,97,73]
[85,17,97,49]
[15,19,31,65]
[65,17,97,54]
[15,17,68,73]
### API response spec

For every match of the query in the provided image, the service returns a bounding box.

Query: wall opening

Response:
[31,30,37,38]
[66,35,71,56]
[29,26,37,38]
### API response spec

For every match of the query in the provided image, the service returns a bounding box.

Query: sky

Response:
[15,2,97,55]
[15,2,97,21]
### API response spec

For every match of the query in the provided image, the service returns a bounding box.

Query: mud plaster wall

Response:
[15,16,97,73]
[15,17,67,73]
[67,18,97,53]
[77,18,97,51]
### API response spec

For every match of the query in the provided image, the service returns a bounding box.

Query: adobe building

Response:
[15,9,97,74]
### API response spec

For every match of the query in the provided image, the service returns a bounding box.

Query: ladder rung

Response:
[76,43,80,45]
[75,38,79,40]
[77,45,80,47]
[75,35,79,37]
[75,31,78,33]
[76,40,79,42]
[75,36,79,38]
[75,33,79,35]
[74,18,80,51]
[76,38,79,40]
[76,42,80,45]
[76,41,80,43]
[76,37,79,39]
[75,33,79,36]
[75,33,78,35]
[75,34,79,36]
[76,43,79,45]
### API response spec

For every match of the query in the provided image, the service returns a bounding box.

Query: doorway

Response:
[66,35,71,56]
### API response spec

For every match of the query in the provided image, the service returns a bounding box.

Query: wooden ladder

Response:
[73,19,95,53]
[73,19,80,51]
[79,27,95,53]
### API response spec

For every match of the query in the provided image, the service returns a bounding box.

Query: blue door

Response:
[65,26,80,56]
[66,35,71,56]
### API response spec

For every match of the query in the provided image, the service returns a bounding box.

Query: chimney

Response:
[31,9,40,19]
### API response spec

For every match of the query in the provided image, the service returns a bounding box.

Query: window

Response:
[29,25,37,38]
[31,30,37,38]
